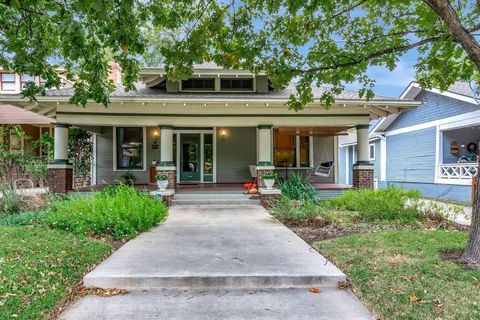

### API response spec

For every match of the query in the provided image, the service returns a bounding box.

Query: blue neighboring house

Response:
[338,81,479,203]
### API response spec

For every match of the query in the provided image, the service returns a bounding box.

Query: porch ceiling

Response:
[277,126,349,136]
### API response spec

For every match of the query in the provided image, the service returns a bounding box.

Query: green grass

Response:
[315,230,480,320]
[0,226,111,320]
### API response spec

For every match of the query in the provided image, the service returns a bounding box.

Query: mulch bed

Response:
[282,218,469,246]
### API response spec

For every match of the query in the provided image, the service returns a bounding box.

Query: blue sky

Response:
[344,50,418,98]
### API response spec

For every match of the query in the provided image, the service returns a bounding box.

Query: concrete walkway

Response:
[61,204,372,319]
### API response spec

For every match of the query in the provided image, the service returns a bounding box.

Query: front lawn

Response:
[316,230,480,320]
[0,226,111,319]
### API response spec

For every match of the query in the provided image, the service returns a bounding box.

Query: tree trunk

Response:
[423,0,480,71]
[461,160,480,268]
[423,0,480,267]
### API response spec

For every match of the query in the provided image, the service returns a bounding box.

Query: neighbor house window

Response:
[20,74,35,89]
[369,143,375,161]
[1,73,16,91]
[220,78,253,91]
[181,78,215,91]
[116,127,144,170]
[273,129,296,167]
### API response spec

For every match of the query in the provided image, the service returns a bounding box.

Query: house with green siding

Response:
[0,64,419,196]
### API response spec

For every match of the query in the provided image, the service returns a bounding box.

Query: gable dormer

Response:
[140,63,269,94]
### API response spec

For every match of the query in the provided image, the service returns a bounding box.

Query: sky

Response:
[344,50,418,99]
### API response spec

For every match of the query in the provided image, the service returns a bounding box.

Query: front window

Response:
[1,73,16,91]
[116,127,144,170]
[273,129,296,167]
[181,78,215,91]
[299,136,310,167]
[21,74,35,89]
[220,78,253,91]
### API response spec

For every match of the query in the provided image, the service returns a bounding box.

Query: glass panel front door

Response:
[180,134,201,182]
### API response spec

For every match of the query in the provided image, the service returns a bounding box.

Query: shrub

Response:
[44,185,168,240]
[279,173,318,202]
[0,183,24,215]
[328,186,421,223]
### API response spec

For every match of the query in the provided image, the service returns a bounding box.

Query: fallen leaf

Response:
[337,281,349,289]
[409,295,420,303]
[309,287,320,294]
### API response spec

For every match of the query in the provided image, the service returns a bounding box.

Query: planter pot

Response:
[157,180,168,190]
[264,179,275,189]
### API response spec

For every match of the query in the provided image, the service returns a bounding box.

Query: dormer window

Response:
[221,78,253,91]
[181,78,215,91]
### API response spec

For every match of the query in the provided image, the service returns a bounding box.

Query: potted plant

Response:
[156,172,169,190]
[262,171,278,189]
[120,171,136,186]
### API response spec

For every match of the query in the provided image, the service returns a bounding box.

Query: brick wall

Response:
[48,167,73,193]
[352,167,374,189]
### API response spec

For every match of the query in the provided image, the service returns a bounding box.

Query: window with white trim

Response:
[116,127,144,170]
[181,78,215,91]
[1,73,16,91]
[369,143,375,161]
[20,74,35,89]
[273,129,311,167]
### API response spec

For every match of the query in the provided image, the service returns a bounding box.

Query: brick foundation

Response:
[73,174,91,189]
[352,166,374,189]
[260,193,281,208]
[162,194,174,206]
[48,166,73,193]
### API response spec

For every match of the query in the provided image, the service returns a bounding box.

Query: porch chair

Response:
[307,161,335,178]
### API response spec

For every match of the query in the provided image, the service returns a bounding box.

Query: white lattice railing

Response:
[439,163,478,181]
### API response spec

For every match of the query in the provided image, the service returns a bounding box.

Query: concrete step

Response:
[172,193,260,206]
[61,288,373,320]
[84,272,345,290]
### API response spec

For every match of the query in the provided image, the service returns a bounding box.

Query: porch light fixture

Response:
[154,131,159,141]
[221,129,227,139]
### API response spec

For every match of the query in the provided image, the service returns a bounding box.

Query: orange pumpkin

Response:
[249,187,258,194]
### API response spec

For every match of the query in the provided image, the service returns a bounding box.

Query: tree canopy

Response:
[0,0,479,108]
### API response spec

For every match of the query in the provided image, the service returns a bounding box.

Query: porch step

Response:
[172,193,261,206]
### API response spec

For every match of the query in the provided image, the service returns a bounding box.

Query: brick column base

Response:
[48,164,73,193]
[255,166,275,188]
[151,189,175,206]
[156,167,176,190]
[259,188,281,209]
[352,165,374,189]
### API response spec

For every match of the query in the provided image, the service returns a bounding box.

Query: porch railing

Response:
[438,163,478,182]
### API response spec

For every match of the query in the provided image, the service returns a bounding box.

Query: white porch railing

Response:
[438,163,478,185]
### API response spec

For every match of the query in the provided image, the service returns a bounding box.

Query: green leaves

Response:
[1,0,479,109]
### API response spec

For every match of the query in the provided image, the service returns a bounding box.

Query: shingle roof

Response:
[45,82,403,101]
[447,81,474,98]
[0,104,52,124]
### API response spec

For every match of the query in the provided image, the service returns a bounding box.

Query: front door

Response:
[180,134,201,182]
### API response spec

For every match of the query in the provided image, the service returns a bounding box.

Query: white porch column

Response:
[48,123,73,193]
[53,123,70,164]
[159,125,175,166]
[257,124,273,166]
[355,124,370,165]
[353,124,374,189]
[157,125,176,190]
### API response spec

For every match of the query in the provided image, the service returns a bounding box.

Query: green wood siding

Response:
[216,127,257,182]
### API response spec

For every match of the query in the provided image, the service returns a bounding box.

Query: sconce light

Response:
[154,131,159,143]
[221,129,227,140]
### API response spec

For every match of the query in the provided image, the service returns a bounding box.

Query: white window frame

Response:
[369,143,375,161]
[113,126,147,172]
[272,129,314,169]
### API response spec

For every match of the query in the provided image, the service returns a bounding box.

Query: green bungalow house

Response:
[0,63,420,197]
